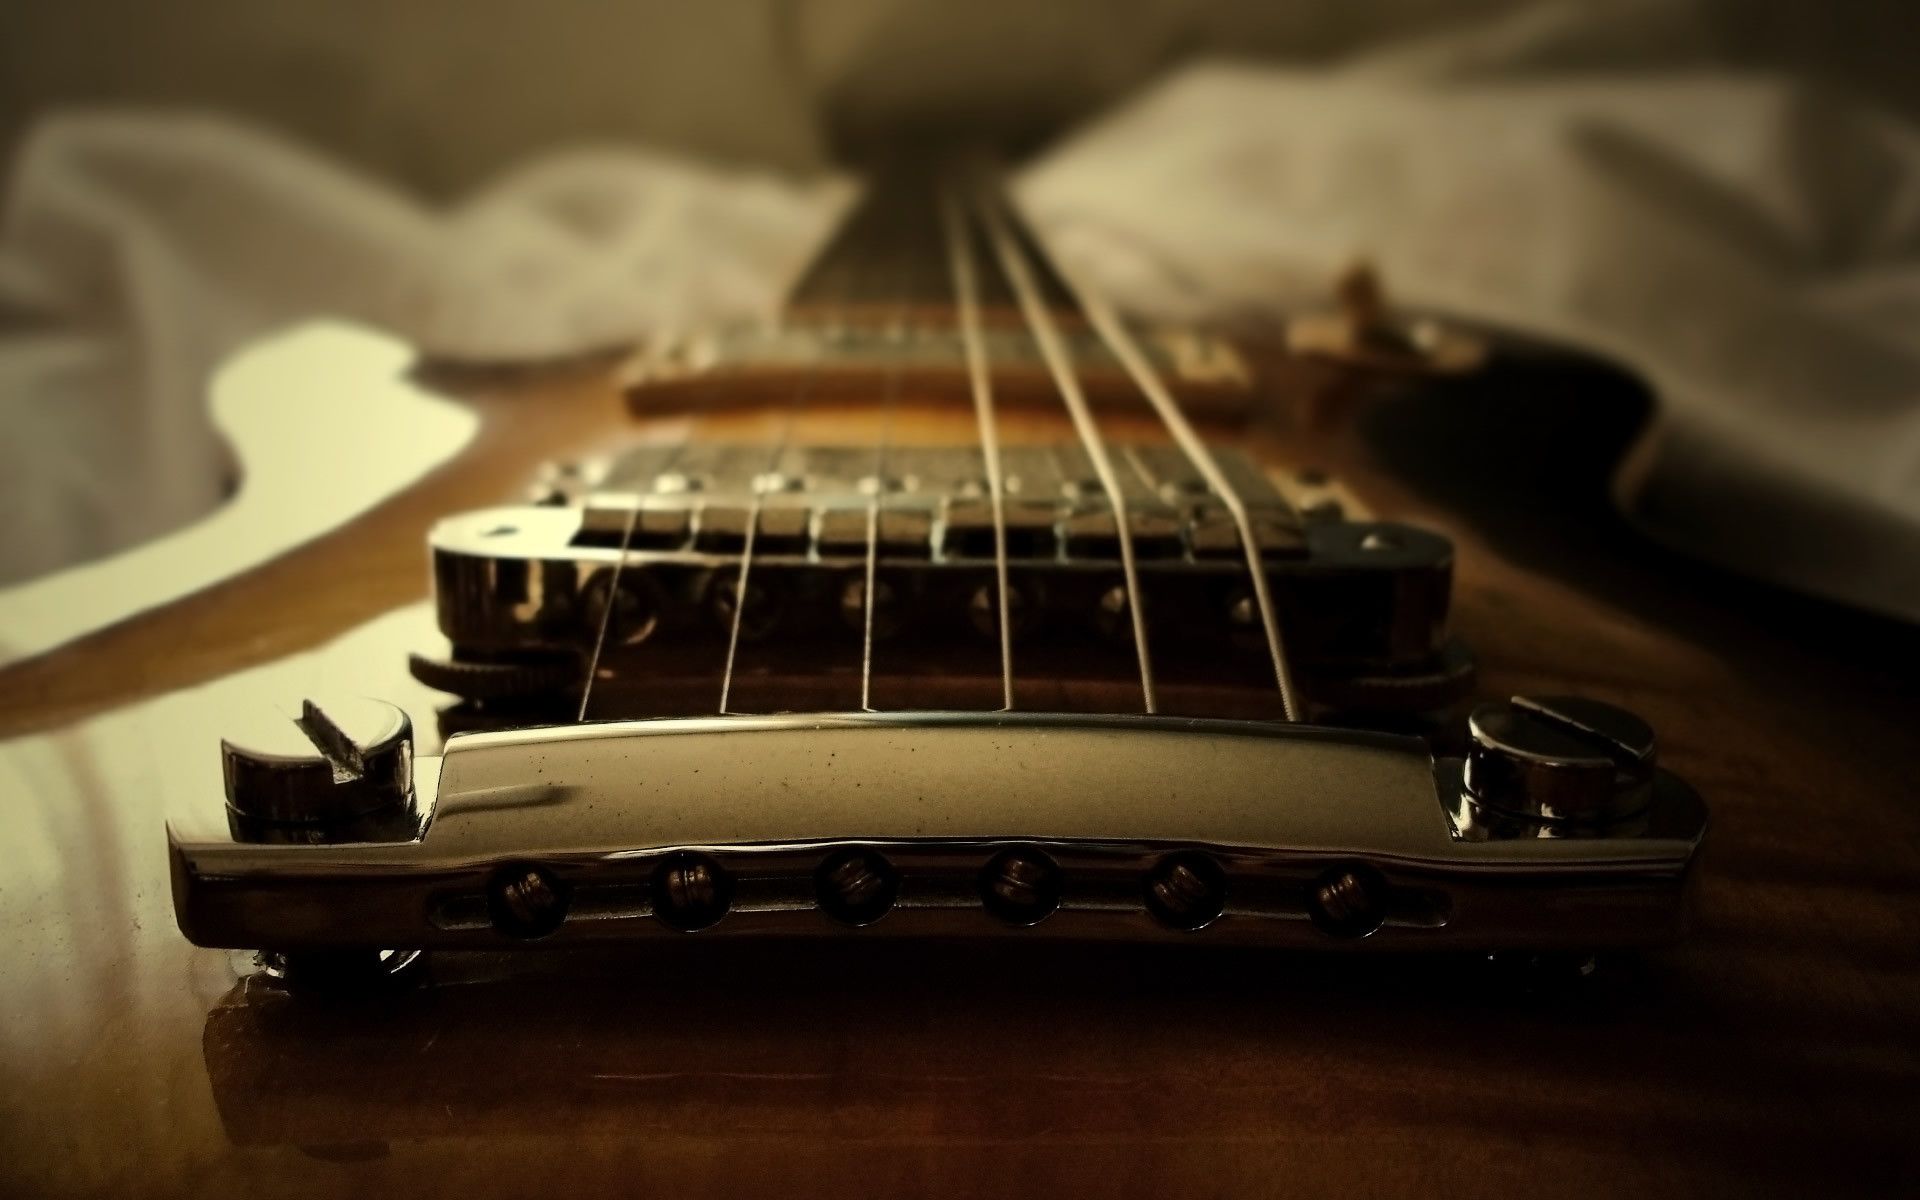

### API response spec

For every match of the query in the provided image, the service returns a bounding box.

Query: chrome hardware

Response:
[968,578,1036,640]
[839,577,900,638]
[816,848,900,927]
[410,444,1472,722]
[488,863,568,939]
[1093,583,1132,641]
[1306,864,1389,939]
[579,570,661,649]
[1465,695,1656,822]
[221,697,413,826]
[980,848,1063,926]
[652,853,731,932]
[216,696,426,983]
[1144,852,1228,931]
[708,577,781,642]
[172,709,1705,959]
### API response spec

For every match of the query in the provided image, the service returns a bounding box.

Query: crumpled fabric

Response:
[1018,58,1920,619]
[0,116,852,585]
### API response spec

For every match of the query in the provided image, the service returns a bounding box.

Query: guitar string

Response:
[718,202,871,715]
[575,505,638,721]
[939,177,1017,712]
[858,218,920,713]
[575,441,697,722]
[969,172,1158,713]
[1010,187,1305,721]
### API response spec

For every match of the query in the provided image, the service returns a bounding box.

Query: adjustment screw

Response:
[580,570,660,648]
[979,848,1062,926]
[839,577,901,640]
[651,853,732,932]
[1144,852,1228,931]
[1093,584,1132,642]
[815,847,900,927]
[1465,695,1656,822]
[969,581,1035,640]
[1227,592,1256,628]
[488,863,569,939]
[1306,863,1388,939]
[221,696,414,826]
[710,579,782,641]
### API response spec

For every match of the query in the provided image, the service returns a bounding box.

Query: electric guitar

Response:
[3,165,1914,1198]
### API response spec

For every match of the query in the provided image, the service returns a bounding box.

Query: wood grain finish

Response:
[1,361,1916,1198]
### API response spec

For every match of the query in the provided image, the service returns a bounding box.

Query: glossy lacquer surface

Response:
[2,357,1917,1198]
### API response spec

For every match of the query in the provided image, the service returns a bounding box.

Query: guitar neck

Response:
[618,163,1273,418]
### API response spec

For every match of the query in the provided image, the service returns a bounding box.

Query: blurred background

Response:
[3,0,1918,632]
[6,1,1916,186]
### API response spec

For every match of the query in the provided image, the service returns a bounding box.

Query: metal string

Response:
[858,251,918,712]
[715,434,791,715]
[939,180,1017,712]
[575,505,638,721]
[718,205,877,715]
[969,175,1158,713]
[1015,192,1305,721]
[576,441,696,721]
[856,428,888,712]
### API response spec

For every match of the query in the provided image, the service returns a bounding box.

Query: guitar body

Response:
[2,173,1916,1198]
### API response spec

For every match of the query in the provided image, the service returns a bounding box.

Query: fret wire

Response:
[1018,196,1305,721]
[939,180,1017,712]
[970,175,1159,714]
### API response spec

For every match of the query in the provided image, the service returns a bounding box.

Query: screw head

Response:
[220,697,413,826]
[815,847,900,927]
[1144,852,1228,931]
[1093,584,1133,641]
[580,570,661,648]
[1466,695,1656,822]
[968,581,1035,640]
[1306,863,1388,939]
[839,577,902,640]
[1227,592,1255,627]
[979,848,1062,926]
[651,853,732,932]
[488,863,569,939]
[710,579,782,641]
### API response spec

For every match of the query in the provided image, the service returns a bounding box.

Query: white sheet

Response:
[1017,61,1920,618]
[0,115,853,590]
